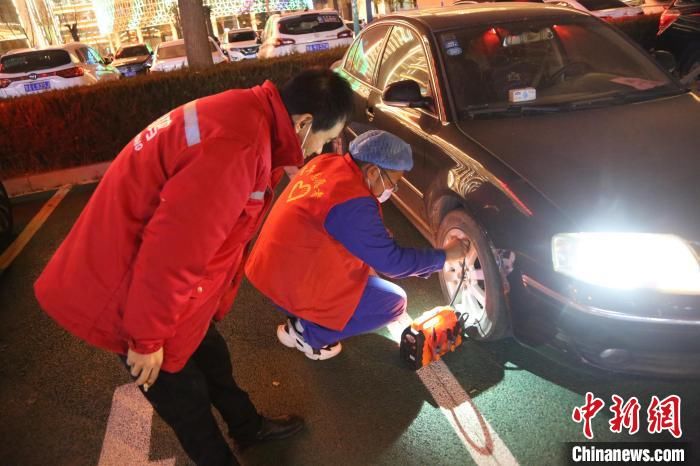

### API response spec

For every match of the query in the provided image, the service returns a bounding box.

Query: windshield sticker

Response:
[446,47,463,57]
[442,35,463,57]
[509,87,537,103]
[610,77,666,90]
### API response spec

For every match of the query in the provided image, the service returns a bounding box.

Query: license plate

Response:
[306,42,330,52]
[24,81,50,92]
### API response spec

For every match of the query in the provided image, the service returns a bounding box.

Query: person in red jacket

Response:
[33,69,353,465]
[245,130,469,360]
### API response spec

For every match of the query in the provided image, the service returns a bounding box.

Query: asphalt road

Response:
[1,182,698,466]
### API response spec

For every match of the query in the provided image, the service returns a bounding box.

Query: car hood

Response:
[457,92,700,240]
[112,55,150,67]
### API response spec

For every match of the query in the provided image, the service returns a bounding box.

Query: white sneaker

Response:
[276,318,342,361]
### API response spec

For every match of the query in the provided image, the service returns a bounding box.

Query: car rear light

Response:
[658,8,681,35]
[337,30,353,39]
[56,66,85,78]
[274,38,296,47]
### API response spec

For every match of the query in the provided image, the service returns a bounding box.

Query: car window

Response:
[75,47,89,63]
[345,25,390,84]
[439,17,676,113]
[115,45,149,58]
[87,48,104,65]
[279,13,344,35]
[377,25,433,98]
[0,50,72,73]
[577,0,627,10]
[229,31,257,42]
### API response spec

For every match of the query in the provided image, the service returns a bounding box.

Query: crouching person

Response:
[246,130,468,360]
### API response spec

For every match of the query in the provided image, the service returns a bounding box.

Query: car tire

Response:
[0,182,12,245]
[437,209,510,341]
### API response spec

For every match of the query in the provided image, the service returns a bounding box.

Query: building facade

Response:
[1,0,416,56]
[1,0,62,53]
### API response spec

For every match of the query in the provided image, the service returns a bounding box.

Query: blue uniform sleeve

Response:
[324,197,446,279]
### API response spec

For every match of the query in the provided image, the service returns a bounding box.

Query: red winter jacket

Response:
[34,81,302,372]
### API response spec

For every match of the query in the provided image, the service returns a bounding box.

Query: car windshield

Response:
[157,42,217,59]
[439,17,679,116]
[116,45,149,58]
[228,31,257,42]
[0,50,71,74]
[279,13,343,35]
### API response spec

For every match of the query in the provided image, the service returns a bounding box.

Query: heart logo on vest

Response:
[287,180,312,202]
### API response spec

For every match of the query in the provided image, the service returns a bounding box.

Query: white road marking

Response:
[387,314,519,466]
[98,384,175,466]
[0,185,71,274]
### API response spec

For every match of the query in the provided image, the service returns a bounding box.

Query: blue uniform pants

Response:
[280,276,407,349]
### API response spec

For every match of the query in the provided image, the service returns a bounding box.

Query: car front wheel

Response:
[437,209,509,341]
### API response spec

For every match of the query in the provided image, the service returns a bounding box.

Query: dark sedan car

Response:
[656,0,700,84]
[112,44,153,77]
[333,4,700,377]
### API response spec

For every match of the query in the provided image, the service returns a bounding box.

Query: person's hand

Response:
[127,347,163,392]
[444,238,470,262]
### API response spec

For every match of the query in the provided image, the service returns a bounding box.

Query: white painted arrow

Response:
[98,383,176,466]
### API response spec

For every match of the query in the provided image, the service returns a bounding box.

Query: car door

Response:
[371,24,442,227]
[337,23,391,143]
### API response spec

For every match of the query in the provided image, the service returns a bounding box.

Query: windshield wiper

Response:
[566,87,684,110]
[464,103,564,119]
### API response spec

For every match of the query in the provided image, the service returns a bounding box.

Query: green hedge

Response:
[0,48,347,179]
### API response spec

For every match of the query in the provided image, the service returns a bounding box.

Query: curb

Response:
[4,162,111,198]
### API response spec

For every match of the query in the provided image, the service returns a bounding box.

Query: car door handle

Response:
[366,107,375,121]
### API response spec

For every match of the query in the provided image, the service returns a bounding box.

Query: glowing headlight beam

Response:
[552,233,700,294]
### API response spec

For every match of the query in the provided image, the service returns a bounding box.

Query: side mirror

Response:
[652,50,677,74]
[382,80,433,109]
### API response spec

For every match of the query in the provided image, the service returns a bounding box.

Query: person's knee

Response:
[389,288,407,318]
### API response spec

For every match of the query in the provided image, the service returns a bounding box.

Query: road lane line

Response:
[99,384,175,466]
[0,185,72,274]
[387,314,518,466]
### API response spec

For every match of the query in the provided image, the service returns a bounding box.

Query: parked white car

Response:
[224,28,260,61]
[151,37,229,72]
[258,10,354,59]
[544,0,644,18]
[0,43,120,99]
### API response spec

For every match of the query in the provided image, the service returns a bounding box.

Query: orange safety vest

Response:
[246,153,377,331]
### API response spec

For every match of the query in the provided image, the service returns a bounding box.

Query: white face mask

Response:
[368,168,394,203]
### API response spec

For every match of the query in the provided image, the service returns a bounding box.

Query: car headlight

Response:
[552,233,700,294]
